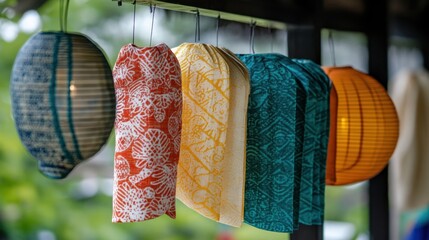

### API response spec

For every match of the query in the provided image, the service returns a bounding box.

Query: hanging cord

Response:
[216,14,221,47]
[328,30,337,66]
[132,0,137,45]
[59,0,63,31]
[249,21,256,54]
[149,4,157,46]
[268,25,274,52]
[64,0,70,32]
[194,9,200,42]
[284,29,288,55]
[59,0,70,32]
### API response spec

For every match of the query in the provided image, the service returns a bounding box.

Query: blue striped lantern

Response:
[10,32,115,179]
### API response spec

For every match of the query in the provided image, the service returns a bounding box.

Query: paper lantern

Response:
[172,43,249,227]
[237,53,306,232]
[324,66,399,185]
[10,32,115,179]
[112,43,182,223]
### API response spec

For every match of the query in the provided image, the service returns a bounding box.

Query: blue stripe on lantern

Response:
[65,33,83,161]
[50,34,74,166]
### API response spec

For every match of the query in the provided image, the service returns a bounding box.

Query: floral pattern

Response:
[112,43,182,223]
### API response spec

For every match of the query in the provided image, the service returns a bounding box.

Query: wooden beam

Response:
[113,0,311,29]
[366,0,390,239]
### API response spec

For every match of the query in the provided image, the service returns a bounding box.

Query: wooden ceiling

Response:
[7,0,429,37]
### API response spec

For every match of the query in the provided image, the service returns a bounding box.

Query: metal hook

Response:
[284,28,288,56]
[216,14,221,47]
[194,9,200,42]
[328,30,336,66]
[149,4,156,46]
[132,0,137,45]
[249,21,256,54]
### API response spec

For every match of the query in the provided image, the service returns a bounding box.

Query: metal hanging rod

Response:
[113,0,287,30]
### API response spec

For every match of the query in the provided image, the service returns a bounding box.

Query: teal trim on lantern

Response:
[50,34,74,166]
[65,34,83,161]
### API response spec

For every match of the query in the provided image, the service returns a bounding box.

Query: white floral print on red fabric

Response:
[112,43,182,223]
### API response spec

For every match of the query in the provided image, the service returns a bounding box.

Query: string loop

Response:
[132,0,137,44]
[249,21,256,54]
[216,14,221,47]
[149,4,157,46]
[194,9,200,42]
[59,0,70,32]
[329,30,337,66]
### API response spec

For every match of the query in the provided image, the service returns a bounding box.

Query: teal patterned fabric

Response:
[237,54,306,232]
[237,54,330,232]
[281,58,318,225]
[293,59,330,225]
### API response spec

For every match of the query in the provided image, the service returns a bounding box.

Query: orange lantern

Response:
[324,66,399,185]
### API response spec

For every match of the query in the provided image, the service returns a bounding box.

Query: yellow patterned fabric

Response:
[172,44,248,227]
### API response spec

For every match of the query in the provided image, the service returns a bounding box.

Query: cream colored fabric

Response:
[390,70,429,211]
[172,43,248,227]
[217,48,249,227]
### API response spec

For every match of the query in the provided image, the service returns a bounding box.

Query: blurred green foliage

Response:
[0,1,368,239]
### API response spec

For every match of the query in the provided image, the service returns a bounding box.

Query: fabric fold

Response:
[294,59,330,225]
[390,70,429,211]
[217,48,250,227]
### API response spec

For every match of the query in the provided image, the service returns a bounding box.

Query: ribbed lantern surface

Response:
[324,66,399,185]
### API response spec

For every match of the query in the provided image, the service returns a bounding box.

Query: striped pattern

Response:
[10,32,115,179]
[324,66,399,185]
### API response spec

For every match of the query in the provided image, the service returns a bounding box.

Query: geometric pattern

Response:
[237,54,306,232]
[292,59,330,225]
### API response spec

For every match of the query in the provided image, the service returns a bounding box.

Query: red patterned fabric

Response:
[112,43,182,223]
